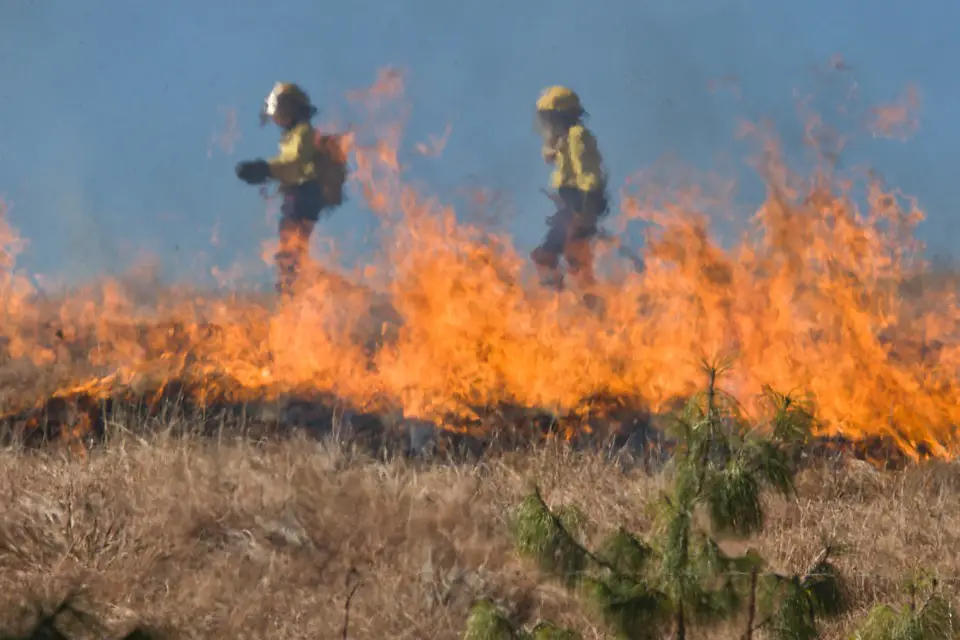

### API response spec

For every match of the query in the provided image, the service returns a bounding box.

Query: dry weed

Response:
[0,430,957,639]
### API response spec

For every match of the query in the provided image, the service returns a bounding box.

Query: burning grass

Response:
[0,423,958,639]
[2,68,960,462]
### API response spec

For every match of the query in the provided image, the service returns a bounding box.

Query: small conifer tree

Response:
[495,361,846,640]
[654,359,819,638]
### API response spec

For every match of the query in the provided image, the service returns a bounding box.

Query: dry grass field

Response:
[0,419,957,640]
[3,57,959,640]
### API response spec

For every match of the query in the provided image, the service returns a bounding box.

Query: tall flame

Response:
[1,68,958,458]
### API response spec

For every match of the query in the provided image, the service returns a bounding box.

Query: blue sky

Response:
[1,0,958,287]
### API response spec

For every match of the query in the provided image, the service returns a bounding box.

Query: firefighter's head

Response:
[260,82,318,128]
[535,85,585,144]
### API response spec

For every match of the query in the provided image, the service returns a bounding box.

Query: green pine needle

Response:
[850,604,901,640]
[659,507,693,582]
[598,529,655,576]
[907,595,960,639]
[803,560,846,618]
[526,621,582,640]
[513,492,588,587]
[744,437,797,496]
[585,576,670,640]
[763,386,815,450]
[849,595,960,640]
[691,577,743,624]
[764,576,820,640]
[759,556,846,640]
[463,601,519,640]
[704,460,764,535]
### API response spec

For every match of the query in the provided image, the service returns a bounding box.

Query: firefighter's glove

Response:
[236,159,271,185]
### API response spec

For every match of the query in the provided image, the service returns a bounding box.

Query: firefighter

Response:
[235,82,341,296]
[532,85,609,297]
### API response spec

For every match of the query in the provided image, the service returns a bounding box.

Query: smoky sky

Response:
[1,0,958,286]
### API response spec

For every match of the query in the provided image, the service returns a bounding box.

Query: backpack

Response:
[313,131,350,207]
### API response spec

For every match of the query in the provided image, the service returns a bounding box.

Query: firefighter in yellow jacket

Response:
[235,82,339,296]
[532,86,609,294]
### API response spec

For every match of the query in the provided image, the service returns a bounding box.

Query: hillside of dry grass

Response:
[0,424,958,640]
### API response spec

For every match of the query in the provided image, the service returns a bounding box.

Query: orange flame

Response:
[1,68,958,459]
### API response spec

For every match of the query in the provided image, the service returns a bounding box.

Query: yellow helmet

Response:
[536,85,583,113]
[260,82,316,125]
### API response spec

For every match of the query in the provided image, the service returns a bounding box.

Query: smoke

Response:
[869,85,921,141]
[2,0,955,282]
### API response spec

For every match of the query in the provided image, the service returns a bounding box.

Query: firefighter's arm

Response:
[267,127,309,184]
[541,145,557,164]
[568,127,603,193]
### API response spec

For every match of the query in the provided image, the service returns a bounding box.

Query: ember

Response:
[1,69,958,464]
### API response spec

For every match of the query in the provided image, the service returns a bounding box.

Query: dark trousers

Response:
[531,187,608,289]
[275,181,324,296]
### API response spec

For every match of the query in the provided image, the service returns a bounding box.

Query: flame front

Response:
[1,69,958,458]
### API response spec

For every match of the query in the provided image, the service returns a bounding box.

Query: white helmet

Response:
[259,82,315,126]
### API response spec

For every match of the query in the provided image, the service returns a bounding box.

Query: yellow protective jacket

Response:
[267,122,320,188]
[544,123,605,193]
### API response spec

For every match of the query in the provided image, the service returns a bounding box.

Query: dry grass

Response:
[0,426,958,639]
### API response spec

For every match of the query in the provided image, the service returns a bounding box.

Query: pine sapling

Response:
[653,359,833,638]
[850,573,960,640]
[498,361,845,640]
